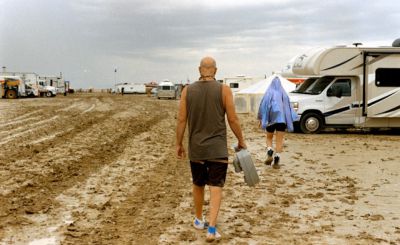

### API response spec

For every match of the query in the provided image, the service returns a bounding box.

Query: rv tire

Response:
[300,112,323,134]
[46,91,52,97]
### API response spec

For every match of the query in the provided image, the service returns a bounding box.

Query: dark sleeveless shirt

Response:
[186,80,228,161]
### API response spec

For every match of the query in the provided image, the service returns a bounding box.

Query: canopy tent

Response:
[234,75,296,114]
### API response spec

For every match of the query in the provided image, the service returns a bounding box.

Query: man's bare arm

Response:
[176,87,188,158]
[223,85,246,149]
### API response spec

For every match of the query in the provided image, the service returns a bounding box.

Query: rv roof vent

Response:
[392,38,400,47]
[352,42,362,47]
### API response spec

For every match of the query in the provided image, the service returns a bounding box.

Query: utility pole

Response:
[114,67,117,92]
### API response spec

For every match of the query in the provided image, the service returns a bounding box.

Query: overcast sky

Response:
[1,0,399,88]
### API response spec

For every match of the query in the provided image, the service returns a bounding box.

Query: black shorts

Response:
[190,159,228,187]
[266,123,287,133]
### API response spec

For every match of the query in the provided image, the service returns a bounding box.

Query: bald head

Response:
[199,56,217,80]
[200,56,216,68]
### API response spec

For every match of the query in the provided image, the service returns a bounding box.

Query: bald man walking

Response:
[176,57,246,242]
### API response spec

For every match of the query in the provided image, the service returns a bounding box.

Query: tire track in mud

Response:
[61,110,189,244]
[0,102,165,242]
[0,111,117,197]
[0,97,113,164]
[0,110,112,171]
[0,116,60,146]
[1,111,43,127]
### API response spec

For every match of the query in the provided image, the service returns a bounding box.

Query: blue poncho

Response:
[257,77,299,132]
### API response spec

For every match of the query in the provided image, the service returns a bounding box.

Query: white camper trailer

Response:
[223,76,257,93]
[117,83,146,94]
[157,80,176,99]
[287,40,400,133]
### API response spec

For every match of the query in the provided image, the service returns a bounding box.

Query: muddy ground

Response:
[0,93,399,245]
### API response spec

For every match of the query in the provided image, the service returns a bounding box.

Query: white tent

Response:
[234,75,296,114]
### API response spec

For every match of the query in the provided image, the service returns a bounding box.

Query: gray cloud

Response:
[1,0,399,88]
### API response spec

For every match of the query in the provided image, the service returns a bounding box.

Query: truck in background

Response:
[0,71,64,97]
[38,79,57,97]
[286,39,400,133]
[0,76,27,99]
[38,75,65,96]
[0,72,40,97]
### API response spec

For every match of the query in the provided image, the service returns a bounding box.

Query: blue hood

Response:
[258,77,299,132]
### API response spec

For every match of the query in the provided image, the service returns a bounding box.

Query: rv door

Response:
[324,77,357,125]
[364,54,400,118]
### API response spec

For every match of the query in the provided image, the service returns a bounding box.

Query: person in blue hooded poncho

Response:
[257,76,298,168]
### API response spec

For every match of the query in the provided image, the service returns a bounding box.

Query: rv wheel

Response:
[46,91,52,97]
[300,112,323,134]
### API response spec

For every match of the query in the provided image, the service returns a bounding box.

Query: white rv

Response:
[287,40,400,133]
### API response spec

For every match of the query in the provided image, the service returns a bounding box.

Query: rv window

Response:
[162,86,172,90]
[304,76,334,95]
[230,83,239,88]
[330,79,351,96]
[376,68,400,87]
[292,78,317,93]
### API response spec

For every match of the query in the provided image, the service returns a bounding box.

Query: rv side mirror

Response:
[327,88,334,97]
[327,87,342,98]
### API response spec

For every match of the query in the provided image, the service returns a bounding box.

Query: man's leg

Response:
[193,184,205,219]
[208,186,222,227]
[205,161,227,241]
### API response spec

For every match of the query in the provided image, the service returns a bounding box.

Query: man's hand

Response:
[237,141,247,150]
[176,145,186,159]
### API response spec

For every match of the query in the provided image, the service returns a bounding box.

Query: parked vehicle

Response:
[38,75,65,95]
[0,76,26,99]
[38,80,57,97]
[0,72,66,97]
[157,80,176,99]
[287,39,400,133]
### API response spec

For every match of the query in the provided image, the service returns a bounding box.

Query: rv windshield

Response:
[303,76,334,94]
[292,78,318,93]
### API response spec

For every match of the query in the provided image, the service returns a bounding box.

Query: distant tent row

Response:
[234,75,296,114]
